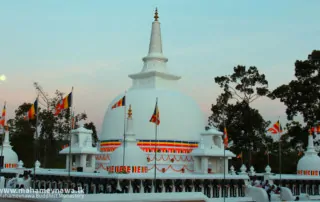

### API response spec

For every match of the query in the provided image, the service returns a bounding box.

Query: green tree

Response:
[269,50,320,125]
[7,103,36,167]
[214,65,269,105]
[209,65,272,172]
[84,122,98,146]
[269,50,320,149]
[7,89,97,168]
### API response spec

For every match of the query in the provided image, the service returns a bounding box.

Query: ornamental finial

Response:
[154,8,159,21]
[128,105,132,118]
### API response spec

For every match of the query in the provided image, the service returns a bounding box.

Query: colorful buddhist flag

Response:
[111,96,125,109]
[149,100,160,125]
[223,127,228,148]
[54,92,72,116]
[267,120,283,134]
[27,99,38,120]
[309,125,320,134]
[0,103,6,127]
[237,152,242,159]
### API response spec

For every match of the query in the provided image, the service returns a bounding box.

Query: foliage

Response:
[269,50,320,126]
[6,90,97,168]
[84,122,98,146]
[214,65,269,104]
[268,50,320,150]
[6,103,35,168]
[209,65,272,172]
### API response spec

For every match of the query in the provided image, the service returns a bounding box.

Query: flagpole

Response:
[223,118,226,201]
[122,91,127,168]
[0,101,6,173]
[154,97,158,192]
[34,95,39,188]
[72,107,75,129]
[0,125,6,173]
[68,87,74,179]
[278,119,282,187]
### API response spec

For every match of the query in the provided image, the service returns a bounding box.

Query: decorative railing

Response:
[31,176,246,198]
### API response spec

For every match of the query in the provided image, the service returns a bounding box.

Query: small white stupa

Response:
[59,125,100,172]
[297,130,320,175]
[0,126,18,168]
[191,127,235,174]
[108,105,148,173]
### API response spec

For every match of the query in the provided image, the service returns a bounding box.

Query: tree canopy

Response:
[209,65,272,172]
[268,50,320,150]
[269,50,320,125]
[6,90,98,168]
[208,51,320,173]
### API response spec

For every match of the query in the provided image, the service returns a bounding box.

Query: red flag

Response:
[149,100,160,125]
[26,99,38,120]
[267,121,283,134]
[111,96,125,109]
[309,126,320,134]
[54,92,72,116]
[223,127,228,148]
[0,103,6,127]
[237,152,242,159]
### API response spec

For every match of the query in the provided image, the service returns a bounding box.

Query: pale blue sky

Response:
[0,0,319,132]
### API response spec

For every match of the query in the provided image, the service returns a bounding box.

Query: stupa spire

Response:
[128,9,181,89]
[141,8,168,71]
[3,125,10,147]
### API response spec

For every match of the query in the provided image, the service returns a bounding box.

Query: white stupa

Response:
[297,131,320,175]
[100,8,205,141]
[0,126,18,168]
[60,125,100,172]
[108,105,148,173]
[191,127,235,174]
[96,9,229,174]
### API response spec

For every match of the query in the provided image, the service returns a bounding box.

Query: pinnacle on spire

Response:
[142,7,167,64]
[128,8,181,85]
[154,8,159,21]
[128,105,132,118]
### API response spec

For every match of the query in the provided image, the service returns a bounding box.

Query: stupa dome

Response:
[297,133,320,175]
[102,89,204,141]
[0,127,18,168]
[100,9,205,142]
